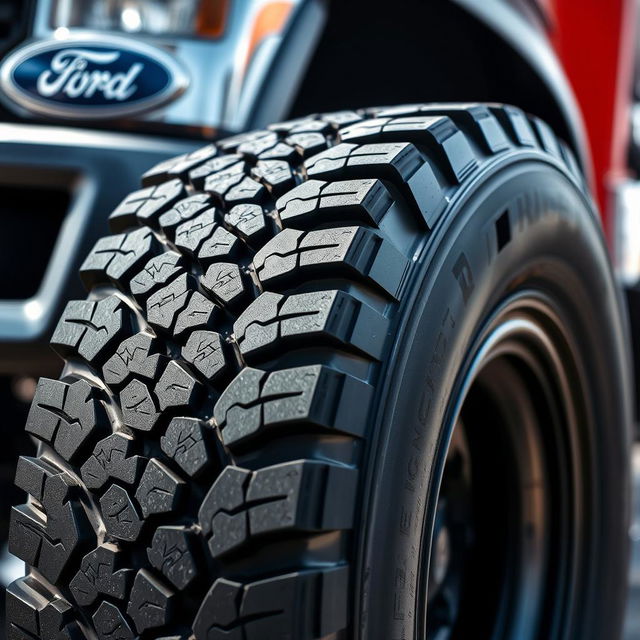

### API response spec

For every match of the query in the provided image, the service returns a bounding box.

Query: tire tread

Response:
[9,103,581,639]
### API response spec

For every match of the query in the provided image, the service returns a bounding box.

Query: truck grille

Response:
[0,183,69,300]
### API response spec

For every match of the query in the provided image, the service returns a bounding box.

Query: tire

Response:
[6,104,631,640]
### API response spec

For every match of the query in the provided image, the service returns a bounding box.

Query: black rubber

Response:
[6,104,631,640]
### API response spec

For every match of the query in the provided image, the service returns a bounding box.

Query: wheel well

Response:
[290,0,576,155]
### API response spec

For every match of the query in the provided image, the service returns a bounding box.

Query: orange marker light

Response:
[245,1,293,69]
[196,0,230,39]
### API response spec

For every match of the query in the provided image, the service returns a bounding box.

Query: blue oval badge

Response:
[0,36,189,120]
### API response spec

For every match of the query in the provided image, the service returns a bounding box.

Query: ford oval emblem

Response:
[0,35,189,120]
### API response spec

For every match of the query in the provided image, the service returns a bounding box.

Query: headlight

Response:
[50,0,228,38]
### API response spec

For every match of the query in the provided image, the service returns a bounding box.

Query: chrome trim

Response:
[0,34,190,120]
[614,178,640,285]
[0,122,193,151]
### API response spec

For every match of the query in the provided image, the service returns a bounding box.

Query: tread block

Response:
[78,236,123,290]
[142,156,186,188]
[51,295,131,365]
[199,466,249,557]
[7,577,84,640]
[233,290,389,361]
[224,176,266,206]
[253,229,313,286]
[215,365,373,447]
[304,142,446,226]
[285,131,328,157]
[15,456,56,503]
[146,273,195,332]
[218,130,275,153]
[130,251,185,300]
[120,378,160,432]
[236,131,279,158]
[109,187,153,233]
[224,203,269,245]
[418,103,510,154]
[81,433,145,490]
[100,484,144,542]
[93,601,135,640]
[174,209,217,256]
[251,159,297,196]
[173,291,218,339]
[142,144,218,187]
[188,154,243,190]
[136,179,188,228]
[135,458,184,518]
[181,330,229,382]
[289,119,334,134]
[201,262,249,309]
[198,460,357,558]
[490,105,537,148]
[40,598,83,640]
[69,544,133,607]
[197,225,241,266]
[277,178,394,228]
[530,116,563,159]
[204,164,247,202]
[80,227,160,290]
[258,141,299,162]
[155,360,204,412]
[161,417,221,478]
[127,569,175,633]
[339,115,477,182]
[305,141,420,181]
[103,332,168,389]
[192,568,349,640]
[269,116,331,135]
[253,225,408,298]
[26,377,108,461]
[109,179,186,232]
[10,462,92,583]
[321,110,363,127]
[404,160,448,227]
[147,525,198,590]
[158,193,212,240]
[7,576,47,639]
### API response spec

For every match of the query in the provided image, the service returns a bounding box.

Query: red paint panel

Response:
[549,0,636,237]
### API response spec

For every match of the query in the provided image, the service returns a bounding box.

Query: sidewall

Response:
[356,158,632,640]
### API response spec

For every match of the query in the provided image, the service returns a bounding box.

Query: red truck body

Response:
[550,0,636,238]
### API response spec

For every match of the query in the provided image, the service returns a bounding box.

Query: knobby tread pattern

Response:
[8,103,582,640]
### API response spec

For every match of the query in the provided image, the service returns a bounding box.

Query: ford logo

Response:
[0,36,189,120]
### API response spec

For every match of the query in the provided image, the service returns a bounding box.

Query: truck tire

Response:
[7,104,632,640]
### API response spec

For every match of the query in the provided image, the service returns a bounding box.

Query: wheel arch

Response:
[289,0,592,182]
